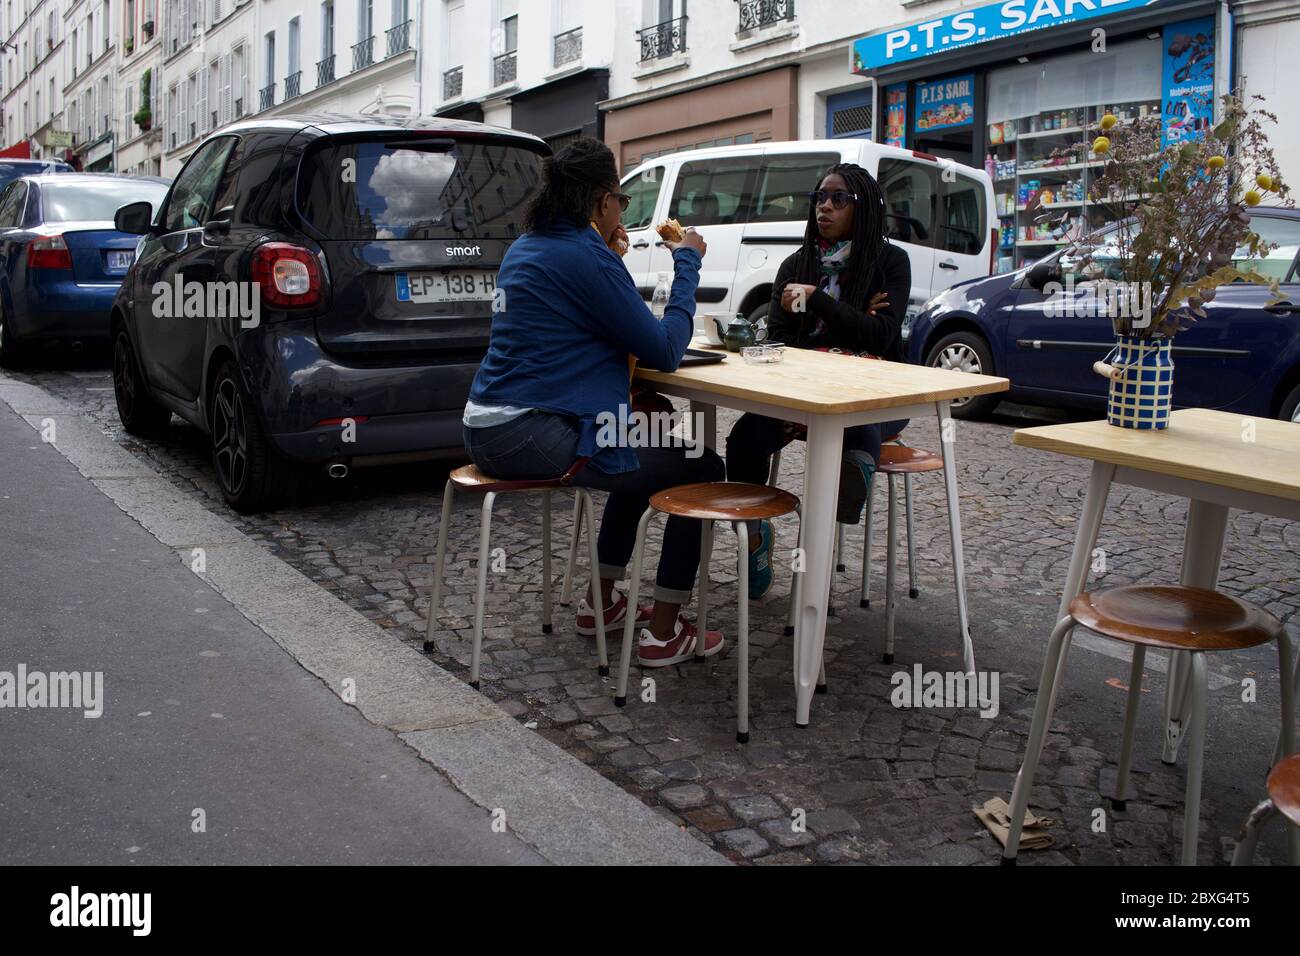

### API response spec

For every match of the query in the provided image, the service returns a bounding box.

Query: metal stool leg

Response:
[696,519,715,663]
[836,523,846,572]
[767,448,783,486]
[734,520,751,743]
[1231,799,1278,865]
[614,507,657,707]
[904,473,919,599]
[541,490,553,635]
[424,478,455,654]
[1181,653,1209,865]
[1003,615,1076,864]
[860,478,875,609]
[560,491,583,606]
[883,473,898,665]
[578,489,608,677]
[785,503,801,638]
[468,492,497,690]
[1113,644,1146,811]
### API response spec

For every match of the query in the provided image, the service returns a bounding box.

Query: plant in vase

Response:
[1033,92,1292,429]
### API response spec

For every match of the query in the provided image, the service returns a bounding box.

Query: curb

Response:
[0,372,727,867]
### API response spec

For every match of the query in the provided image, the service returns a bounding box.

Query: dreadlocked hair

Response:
[792,162,888,310]
[524,137,619,233]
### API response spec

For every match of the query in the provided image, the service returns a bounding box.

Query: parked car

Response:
[110,114,547,512]
[617,139,997,330]
[0,173,170,366]
[907,208,1300,421]
[0,158,75,189]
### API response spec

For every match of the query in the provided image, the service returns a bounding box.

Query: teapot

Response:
[715,313,767,352]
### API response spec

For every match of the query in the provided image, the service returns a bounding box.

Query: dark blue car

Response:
[0,173,169,366]
[907,208,1300,422]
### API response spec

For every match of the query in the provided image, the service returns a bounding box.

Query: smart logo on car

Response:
[446,244,482,257]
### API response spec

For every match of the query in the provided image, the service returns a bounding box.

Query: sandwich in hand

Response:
[656,218,686,243]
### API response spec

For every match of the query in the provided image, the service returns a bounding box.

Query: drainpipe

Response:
[413,0,423,116]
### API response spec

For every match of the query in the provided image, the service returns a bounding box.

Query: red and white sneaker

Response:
[637,615,725,667]
[575,591,651,636]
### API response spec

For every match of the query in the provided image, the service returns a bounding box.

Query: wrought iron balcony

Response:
[737,0,794,32]
[443,66,462,100]
[553,27,582,68]
[637,16,687,62]
[258,83,275,112]
[284,71,301,100]
[386,19,412,57]
[493,50,517,87]
[317,55,336,87]
[352,35,374,71]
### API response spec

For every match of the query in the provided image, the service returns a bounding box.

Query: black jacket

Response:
[767,241,911,361]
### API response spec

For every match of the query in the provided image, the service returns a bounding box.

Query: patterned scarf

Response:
[808,238,853,336]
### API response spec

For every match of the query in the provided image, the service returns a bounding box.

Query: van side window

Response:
[750,153,840,224]
[621,166,664,231]
[878,158,936,248]
[939,173,987,256]
[667,157,761,228]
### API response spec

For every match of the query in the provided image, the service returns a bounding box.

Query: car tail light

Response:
[28,235,73,270]
[250,243,324,308]
[989,227,999,275]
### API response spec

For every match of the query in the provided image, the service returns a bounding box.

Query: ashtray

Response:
[742,344,785,365]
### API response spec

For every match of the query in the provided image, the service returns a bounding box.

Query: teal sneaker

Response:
[747,518,774,600]
[837,450,877,525]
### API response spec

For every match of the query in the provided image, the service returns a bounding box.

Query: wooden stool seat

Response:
[650,481,800,522]
[449,462,581,494]
[1267,753,1300,828]
[1069,585,1283,652]
[877,444,944,474]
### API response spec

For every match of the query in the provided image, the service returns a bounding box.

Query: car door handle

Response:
[1264,302,1300,314]
[938,260,959,270]
[632,238,650,250]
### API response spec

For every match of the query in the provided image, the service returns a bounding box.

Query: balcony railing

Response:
[443,66,462,100]
[284,71,301,100]
[386,19,412,57]
[493,50,517,87]
[637,16,687,61]
[352,36,374,71]
[553,26,582,68]
[737,0,794,32]
[258,83,275,111]
[317,54,335,87]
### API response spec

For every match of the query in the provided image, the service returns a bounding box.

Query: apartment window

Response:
[264,31,275,84]
[232,43,247,117]
[358,0,372,38]
[498,0,518,53]
[126,0,135,42]
[638,0,688,60]
[207,59,219,129]
[288,17,300,73]
[322,1,335,58]
[553,0,581,67]
[124,83,133,137]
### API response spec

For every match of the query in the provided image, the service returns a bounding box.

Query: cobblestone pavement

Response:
[16,358,1300,865]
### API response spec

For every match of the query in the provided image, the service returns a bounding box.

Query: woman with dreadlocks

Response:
[725,162,911,598]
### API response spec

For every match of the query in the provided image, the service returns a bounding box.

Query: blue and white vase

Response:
[1105,335,1174,430]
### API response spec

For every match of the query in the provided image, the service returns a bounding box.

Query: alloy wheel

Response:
[212,377,248,496]
[933,343,983,407]
[113,336,135,420]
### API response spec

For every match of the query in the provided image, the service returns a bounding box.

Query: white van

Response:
[618,139,996,334]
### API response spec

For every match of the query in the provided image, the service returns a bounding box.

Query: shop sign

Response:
[44,129,73,148]
[853,0,1166,72]
[914,74,975,132]
[884,83,908,148]
[1160,16,1215,147]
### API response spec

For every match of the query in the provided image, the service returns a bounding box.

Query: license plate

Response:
[107,250,135,271]
[395,270,497,304]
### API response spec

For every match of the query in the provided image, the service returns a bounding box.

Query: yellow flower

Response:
[1100,113,1118,131]
[1245,190,1262,206]
[1207,155,1226,171]
[1092,136,1111,154]
[1256,173,1273,191]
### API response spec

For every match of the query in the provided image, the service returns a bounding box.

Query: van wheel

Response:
[925,331,1000,420]
[0,310,25,369]
[1279,382,1300,424]
[210,359,298,513]
[113,330,172,437]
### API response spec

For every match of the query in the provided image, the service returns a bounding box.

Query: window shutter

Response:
[199,68,209,133]
[219,52,232,125]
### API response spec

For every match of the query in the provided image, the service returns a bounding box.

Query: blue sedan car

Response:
[908,208,1300,422]
[0,173,170,366]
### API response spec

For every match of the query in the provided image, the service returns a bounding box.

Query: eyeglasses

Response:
[608,191,632,212]
[809,189,859,210]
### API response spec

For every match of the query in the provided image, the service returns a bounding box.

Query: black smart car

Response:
[110,114,547,512]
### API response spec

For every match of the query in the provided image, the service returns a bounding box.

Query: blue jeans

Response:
[464,411,725,603]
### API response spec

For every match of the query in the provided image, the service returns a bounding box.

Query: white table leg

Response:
[690,400,717,452]
[1162,499,1229,764]
[793,414,843,726]
[937,400,975,674]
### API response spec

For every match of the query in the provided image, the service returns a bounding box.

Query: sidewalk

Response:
[0,382,721,865]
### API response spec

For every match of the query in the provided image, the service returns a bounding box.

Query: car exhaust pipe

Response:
[326,461,349,479]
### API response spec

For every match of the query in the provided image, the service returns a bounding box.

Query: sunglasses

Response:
[809,189,859,210]
[608,191,632,212]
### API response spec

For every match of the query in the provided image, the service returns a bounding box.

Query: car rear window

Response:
[41,181,170,223]
[296,137,544,240]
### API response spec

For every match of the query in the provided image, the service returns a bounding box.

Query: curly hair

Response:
[790,162,889,309]
[524,138,620,232]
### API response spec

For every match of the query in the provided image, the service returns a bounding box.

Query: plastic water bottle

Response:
[651,272,671,318]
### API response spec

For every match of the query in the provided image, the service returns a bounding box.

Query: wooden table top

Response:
[635,340,1008,415]
[1014,408,1300,503]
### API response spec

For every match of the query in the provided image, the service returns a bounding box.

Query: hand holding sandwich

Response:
[656,218,707,257]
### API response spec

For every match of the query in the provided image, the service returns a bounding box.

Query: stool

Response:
[1002,585,1295,866]
[1231,752,1300,865]
[613,481,800,743]
[425,460,608,689]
